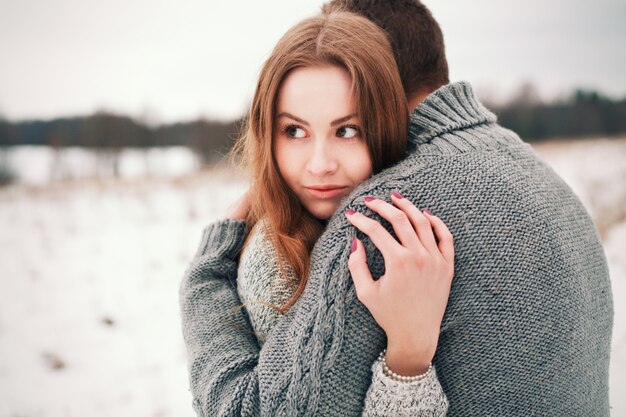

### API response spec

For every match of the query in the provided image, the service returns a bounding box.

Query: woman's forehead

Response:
[275,65,357,124]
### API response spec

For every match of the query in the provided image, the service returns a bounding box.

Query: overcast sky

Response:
[1,0,625,123]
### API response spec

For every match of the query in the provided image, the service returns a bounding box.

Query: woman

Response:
[180,11,453,416]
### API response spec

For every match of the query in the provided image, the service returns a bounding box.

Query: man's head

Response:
[322,0,449,107]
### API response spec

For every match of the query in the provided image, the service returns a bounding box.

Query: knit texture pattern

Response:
[179,81,613,416]
[237,219,296,345]
[237,219,448,415]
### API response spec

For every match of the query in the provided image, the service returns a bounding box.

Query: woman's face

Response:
[273,65,373,220]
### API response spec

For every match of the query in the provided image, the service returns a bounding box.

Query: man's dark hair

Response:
[322,0,449,99]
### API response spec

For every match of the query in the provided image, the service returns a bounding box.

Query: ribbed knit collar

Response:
[406,81,498,152]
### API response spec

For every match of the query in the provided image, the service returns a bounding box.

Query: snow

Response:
[0,138,624,416]
[1,146,202,186]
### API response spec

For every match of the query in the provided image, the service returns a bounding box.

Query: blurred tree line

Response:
[0,112,242,164]
[490,84,626,142]
[1,86,625,162]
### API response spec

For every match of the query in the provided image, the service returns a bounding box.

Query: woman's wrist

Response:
[384,339,434,376]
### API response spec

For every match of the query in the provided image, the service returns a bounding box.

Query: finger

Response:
[423,210,455,264]
[347,237,376,304]
[345,209,401,262]
[362,196,424,253]
[390,191,439,255]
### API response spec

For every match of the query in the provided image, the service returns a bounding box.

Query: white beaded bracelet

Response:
[378,349,433,383]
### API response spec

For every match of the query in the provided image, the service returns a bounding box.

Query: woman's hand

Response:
[345,191,454,375]
[226,190,251,220]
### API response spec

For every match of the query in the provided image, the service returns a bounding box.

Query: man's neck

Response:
[408,91,430,113]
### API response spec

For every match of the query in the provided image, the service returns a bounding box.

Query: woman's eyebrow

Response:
[276,112,309,126]
[276,113,358,127]
[331,114,357,126]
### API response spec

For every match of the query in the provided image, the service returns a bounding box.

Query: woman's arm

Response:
[348,193,454,416]
[180,220,451,416]
[180,191,453,416]
[179,218,263,416]
[238,214,449,416]
[346,194,454,373]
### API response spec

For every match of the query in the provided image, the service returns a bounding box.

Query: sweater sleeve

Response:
[362,359,448,416]
[179,218,263,416]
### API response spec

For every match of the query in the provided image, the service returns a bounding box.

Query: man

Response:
[319,1,613,414]
[179,1,613,415]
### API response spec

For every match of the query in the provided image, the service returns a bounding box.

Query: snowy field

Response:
[0,138,624,416]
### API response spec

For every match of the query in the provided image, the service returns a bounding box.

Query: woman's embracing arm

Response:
[179,192,453,416]
[179,218,263,416]
[348,193,452,416]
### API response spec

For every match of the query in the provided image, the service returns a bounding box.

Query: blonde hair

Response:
[231,11,409,313]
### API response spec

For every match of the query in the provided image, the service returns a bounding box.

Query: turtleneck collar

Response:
[406,81,499,153]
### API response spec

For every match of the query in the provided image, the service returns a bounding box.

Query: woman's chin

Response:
[306,203,338,221]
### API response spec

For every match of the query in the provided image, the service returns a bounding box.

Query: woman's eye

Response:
[283,125,306,138]
[337,125,360,139]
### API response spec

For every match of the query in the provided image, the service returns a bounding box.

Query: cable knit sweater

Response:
[236,219,448,415]
[179,82,613,416]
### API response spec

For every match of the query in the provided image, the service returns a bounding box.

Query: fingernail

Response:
[345,209,356,216]
[350,237,357,253]
[391,191,403,199]
[364,196,375,202]
[423,209,433,216]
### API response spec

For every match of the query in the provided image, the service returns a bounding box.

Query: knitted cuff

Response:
[194,219,247,260]
[363,358,448,415]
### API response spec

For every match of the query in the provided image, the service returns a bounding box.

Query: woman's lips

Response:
[305,186,348,199]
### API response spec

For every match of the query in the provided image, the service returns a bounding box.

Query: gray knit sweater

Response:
[179,82,613,416]
[236,218,448,415]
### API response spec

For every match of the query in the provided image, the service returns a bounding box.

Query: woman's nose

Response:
[307,141,338,176]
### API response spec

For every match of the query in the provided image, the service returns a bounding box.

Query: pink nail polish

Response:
[364,196,375,202]
[391,191,403,199]
[345,209,356,216]
[423,209,433,216]
[350,237,357,253]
